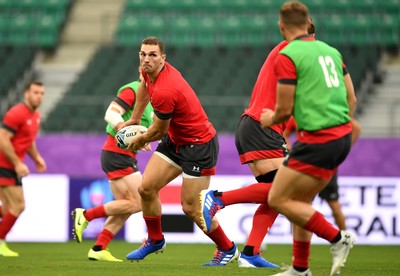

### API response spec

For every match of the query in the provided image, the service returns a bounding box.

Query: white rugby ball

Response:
[115,125,148,150]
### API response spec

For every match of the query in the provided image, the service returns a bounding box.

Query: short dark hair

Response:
[25,81,43,91]
[141,36,165,54]
[280,1,309,28]
[308,21,316,35]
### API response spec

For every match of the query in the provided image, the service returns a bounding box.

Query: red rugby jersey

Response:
[243,41,288,135]
[0,103,40,168]
[144,62,216,145]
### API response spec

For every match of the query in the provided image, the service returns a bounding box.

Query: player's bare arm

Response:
[104,101,127,131]
[343,71,360,146]
[0,128,21,166]
[344,73,357,118]
[260,83,295,128]
[350,119,361,146]
[128,116,170,151]
[27,142,46,173]
[0,128,29,177]
[120,79,150,129]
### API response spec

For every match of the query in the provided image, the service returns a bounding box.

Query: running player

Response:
[122,36,238,266]
[200,19,316,269]
[261,2,357,275]
[284,116,362,231]
[72,70,153,261]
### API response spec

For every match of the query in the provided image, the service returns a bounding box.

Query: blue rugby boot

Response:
[199,190,224,232]
[202,243,239,266]
[126,238,166,261]
[238,253,279,268]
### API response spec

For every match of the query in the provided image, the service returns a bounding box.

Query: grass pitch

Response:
[1,241,399,275]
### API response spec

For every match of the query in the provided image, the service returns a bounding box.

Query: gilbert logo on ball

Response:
[116,125,148,150]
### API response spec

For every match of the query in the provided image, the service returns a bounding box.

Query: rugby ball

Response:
[115,125,148,150]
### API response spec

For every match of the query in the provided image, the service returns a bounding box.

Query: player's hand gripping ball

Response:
[115,125,148,150]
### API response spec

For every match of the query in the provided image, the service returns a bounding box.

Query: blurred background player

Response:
[72,69,153,262]
[123,36,238,266]
[0,81,46,257]
[283,116,362,231]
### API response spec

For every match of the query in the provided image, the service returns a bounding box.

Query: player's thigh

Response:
[0,188,5,203]
[270,166,325,204]
[253,157,285,175]
[110,172,142,200]
[0,188,9,210]
[142,153,182,192]
[1,185,24,206]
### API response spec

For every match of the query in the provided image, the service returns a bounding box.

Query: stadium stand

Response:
[116,0,400,47]
[0,0,74,117]
[0,0,72,49]
[41,46,139,133]
[41,45,266,133]
[41,43,381,133]
[0,46,37,116]
[1,0,398,134]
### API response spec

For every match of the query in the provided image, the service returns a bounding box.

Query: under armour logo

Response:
[342,234,351,245]
[192,166,200,172]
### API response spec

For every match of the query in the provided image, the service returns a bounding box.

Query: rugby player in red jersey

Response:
[198,21,317,270]
[200,8,357,272]
[122,36,238,266]
[0,81,46,256]
[261,2,357,275]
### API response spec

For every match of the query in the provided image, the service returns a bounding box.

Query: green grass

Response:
[1,241,399,275]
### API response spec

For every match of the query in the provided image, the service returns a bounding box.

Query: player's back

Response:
[243,41,288,134]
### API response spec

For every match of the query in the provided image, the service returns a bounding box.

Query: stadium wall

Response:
[25,135,400,178]
[9,135,400,245]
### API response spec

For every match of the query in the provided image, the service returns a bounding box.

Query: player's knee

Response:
[267,194,281,212]
[138,184,156,200]
[181,203,196,220]
[181,204,192,217]
[12,201,25,215]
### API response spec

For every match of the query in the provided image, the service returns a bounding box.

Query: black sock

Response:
[213,191,222,197]
[92,245,102,251]
[293,266,308,272]
[331,231,342,244]
[242,246,255,256]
